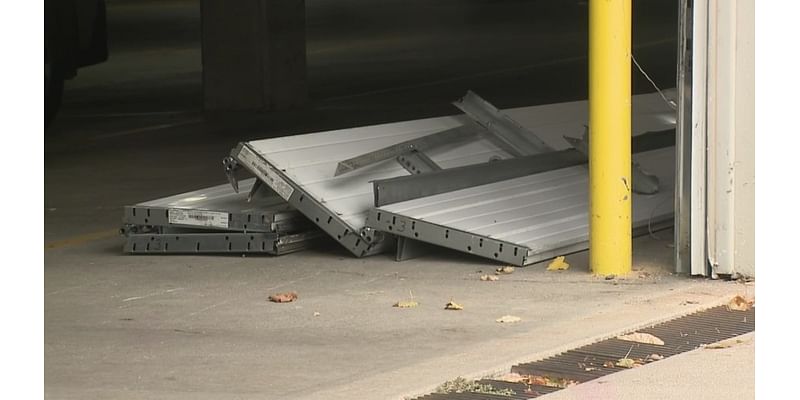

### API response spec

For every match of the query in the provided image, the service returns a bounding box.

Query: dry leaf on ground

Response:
[495,266,515,275]
[495,373,525,383]
[615,358,640,369]
[394,300,419,308]
[480,274,499,281]
[520,375,579,389]
[702,339,745,349]
[268,292,298,303]
[647,354,664,361]
[444,301,464,310]
[727,295,754,311]
[496,315,522,323]
[547,256,570,271]
[603,361,616,368]
[617,332,665,346]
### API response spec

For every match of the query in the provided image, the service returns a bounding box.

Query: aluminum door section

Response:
[122,178,304,233]
[367,147,675,266]
[233,91,676,258]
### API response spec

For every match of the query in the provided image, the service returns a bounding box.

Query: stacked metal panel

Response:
[123,91,677,266]
[229,91,677,264]
[121,178,323,255]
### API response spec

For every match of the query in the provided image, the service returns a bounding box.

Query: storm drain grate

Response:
[417,304,755,399]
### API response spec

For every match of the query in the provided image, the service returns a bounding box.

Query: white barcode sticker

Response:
[168,209,229,229]
[237,145,295,201]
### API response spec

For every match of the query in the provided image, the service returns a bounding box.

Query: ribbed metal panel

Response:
[242,92,676,254]
[371,146,674,266]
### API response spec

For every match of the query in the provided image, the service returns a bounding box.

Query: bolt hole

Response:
[467,246,472,252]
[414,232,419,238]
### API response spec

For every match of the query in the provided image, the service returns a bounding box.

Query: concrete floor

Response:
[45,231,753,400]
[45,1,754,399]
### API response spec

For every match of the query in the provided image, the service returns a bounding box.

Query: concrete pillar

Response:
[201,0,307,112]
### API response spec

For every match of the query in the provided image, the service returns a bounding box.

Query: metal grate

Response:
[417,305,755,399]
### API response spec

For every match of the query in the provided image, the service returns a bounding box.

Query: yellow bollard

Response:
[589,0,632,276]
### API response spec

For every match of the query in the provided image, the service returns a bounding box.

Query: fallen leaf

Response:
[495,372,524,383]
[444,301,464,310]
[546,256,570,271]
[520,375,579,389]
[605,274,616,280]
[496,315,522,323]
[495,266,515,275]
[702,339,745,349]
[615,358,638,369]
[603,361,616,368]
[394,300,419,308]
[268,292,298,303]
[480,274,499,281]
[617,332,665,346]
[727,295,754,311]
[647,353,664,361]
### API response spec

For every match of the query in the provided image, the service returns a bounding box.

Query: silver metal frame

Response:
[232,143,392,257]
[373,128,674,207]
[123,229,324,255]
[123,178,306,233]
[453,91,553,156]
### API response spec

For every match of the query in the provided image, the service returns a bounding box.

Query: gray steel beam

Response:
[374,128,676,206]
[396,150,442,175]
[123,230,324,255]
[334,125,478,176]
[453,91,553,156]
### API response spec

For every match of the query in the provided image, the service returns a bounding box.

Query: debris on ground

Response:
[638,271,652,278]
[680,300,700,305]
[495,266,515,275]
[647,353,664,361]
[727,295,754,311]
[546,256,570,271]
[603,361,616,368]
[313,311,320,317]
[617,332,665,346]
[394,300,419,308]
[444,301,464,310]
[519,375,579,389]
[496,315,522,323]
[495,372,525,383]
[702,338,746,349]
[435,377,516,396]
[480,274,499,281]
[615,358,642,369]
[604,274,616,280]
[268,292,298,303]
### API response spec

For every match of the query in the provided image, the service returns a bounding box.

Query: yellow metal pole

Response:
[589,0,632,276]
